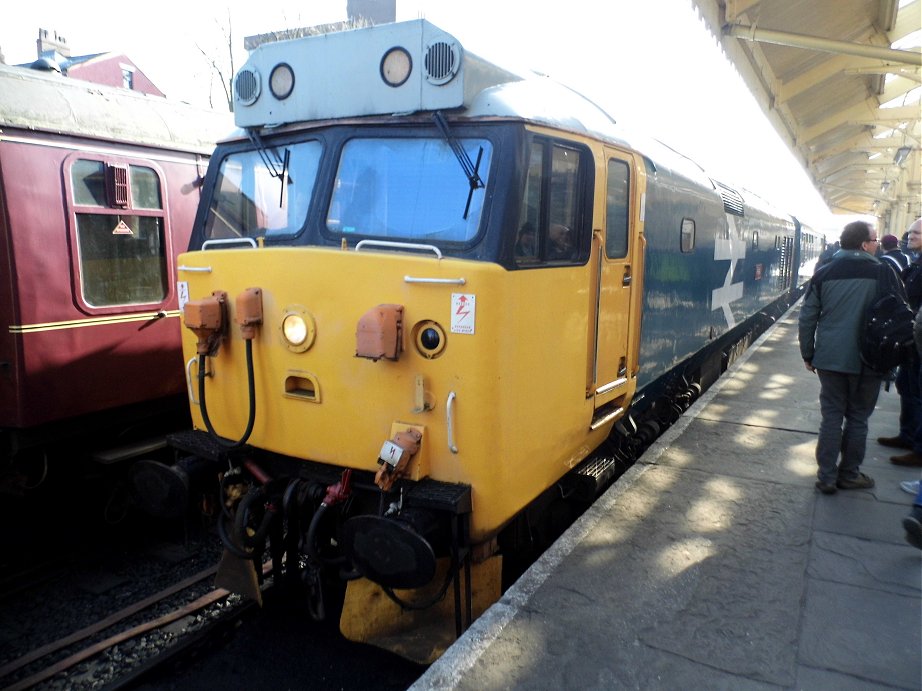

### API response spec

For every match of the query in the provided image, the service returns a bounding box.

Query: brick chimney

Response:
[347,0,396,24]
[37,28,71,59]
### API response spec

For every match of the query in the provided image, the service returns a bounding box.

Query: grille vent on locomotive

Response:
[423,40,460,84]
[234,69,260,106]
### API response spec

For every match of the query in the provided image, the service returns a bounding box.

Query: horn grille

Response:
[424,41,460,85]
[235,68,261,106]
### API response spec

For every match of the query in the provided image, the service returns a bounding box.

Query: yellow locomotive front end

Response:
[180,245,608,540]
[178,242,625,659]
[171,19,645,662]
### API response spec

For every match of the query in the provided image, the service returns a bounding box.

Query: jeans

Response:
[896,356,921,442]
[912,359,922,454]
[816,370,882,484]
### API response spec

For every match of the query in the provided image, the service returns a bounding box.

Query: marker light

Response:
[413,320,446,358]
[269,63,295,100]
[380,47,412,87]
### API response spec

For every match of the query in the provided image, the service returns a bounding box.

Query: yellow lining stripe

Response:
[9,311,181,334]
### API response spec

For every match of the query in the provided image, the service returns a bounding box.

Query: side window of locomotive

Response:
[70,159,168,308]
[680,218,696,253]
[514,142,543,262]
[515,139,584,265]
[204,141,321,241]
[548,146,580,262]
[605,159,630,258]
[326,137,493,242]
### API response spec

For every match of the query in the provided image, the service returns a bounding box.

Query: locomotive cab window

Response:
[69,158,169,308]
[204,140,322,241]
[326,136,493,243]
[516,138,588,265]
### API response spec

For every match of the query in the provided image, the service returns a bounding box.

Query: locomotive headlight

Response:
[280,308,316,353]
[283,314,307,344]
[380,47,412,87]
[269,63,295,100]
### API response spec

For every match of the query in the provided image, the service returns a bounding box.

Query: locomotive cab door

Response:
[588,150,643,428]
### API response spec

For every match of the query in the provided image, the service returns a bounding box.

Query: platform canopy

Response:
[692,0,921,232]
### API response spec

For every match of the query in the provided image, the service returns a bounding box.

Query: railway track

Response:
[0,540,426,691]
[0,556,256,690]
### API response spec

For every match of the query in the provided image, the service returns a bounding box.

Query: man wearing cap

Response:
[880,233,909,274]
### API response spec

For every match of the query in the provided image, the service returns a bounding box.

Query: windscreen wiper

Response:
[433,112,484,219]
[245,127,292,208]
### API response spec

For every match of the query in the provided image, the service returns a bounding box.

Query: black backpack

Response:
[860,266,916,373]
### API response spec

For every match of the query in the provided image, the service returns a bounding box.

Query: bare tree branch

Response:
[194,11,374,113]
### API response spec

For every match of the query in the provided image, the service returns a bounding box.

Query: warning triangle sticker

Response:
[112,220,134,235]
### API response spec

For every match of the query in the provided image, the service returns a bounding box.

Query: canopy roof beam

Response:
[724,24,922,66]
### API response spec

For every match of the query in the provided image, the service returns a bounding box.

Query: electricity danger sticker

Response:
[450,293,476,335]
[177,281,190,312]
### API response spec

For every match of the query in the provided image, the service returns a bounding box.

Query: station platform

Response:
[412,302,921,690]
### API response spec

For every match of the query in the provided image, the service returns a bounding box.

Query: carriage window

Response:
[681,218,696,253]
[70,159,168,307]
[72,160,107,206]
[74,216,167,306]
[205,140,322,240]
[606,159,630,258]
[327,137,493,242]
[516,139,585,265]
[131,165,163,209]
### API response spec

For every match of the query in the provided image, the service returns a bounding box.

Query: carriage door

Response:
[589,151,638,427]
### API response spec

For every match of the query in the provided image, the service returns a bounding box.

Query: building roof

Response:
[691,0,921,227]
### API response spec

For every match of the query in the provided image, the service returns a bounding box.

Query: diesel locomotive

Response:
[168,20,822,661]
[0,64,230,505]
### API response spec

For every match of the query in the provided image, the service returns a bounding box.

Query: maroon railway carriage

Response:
[0,64,231,481]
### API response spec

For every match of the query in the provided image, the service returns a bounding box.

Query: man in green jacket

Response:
[798,220,904,494]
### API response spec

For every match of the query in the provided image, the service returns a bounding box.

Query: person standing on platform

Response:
[814,240,839,273]
[880,218,922,467]
[901,298,922,549]
[900,231,918,261]
[880,234,909,274]
[799,220,902,494]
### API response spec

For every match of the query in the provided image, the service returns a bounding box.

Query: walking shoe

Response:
[878,435,914,449]
[814,480,837,495]
[900,480,921,495]
[903,507,922,550]
[836,472,875,490]
[890,452,922,467]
